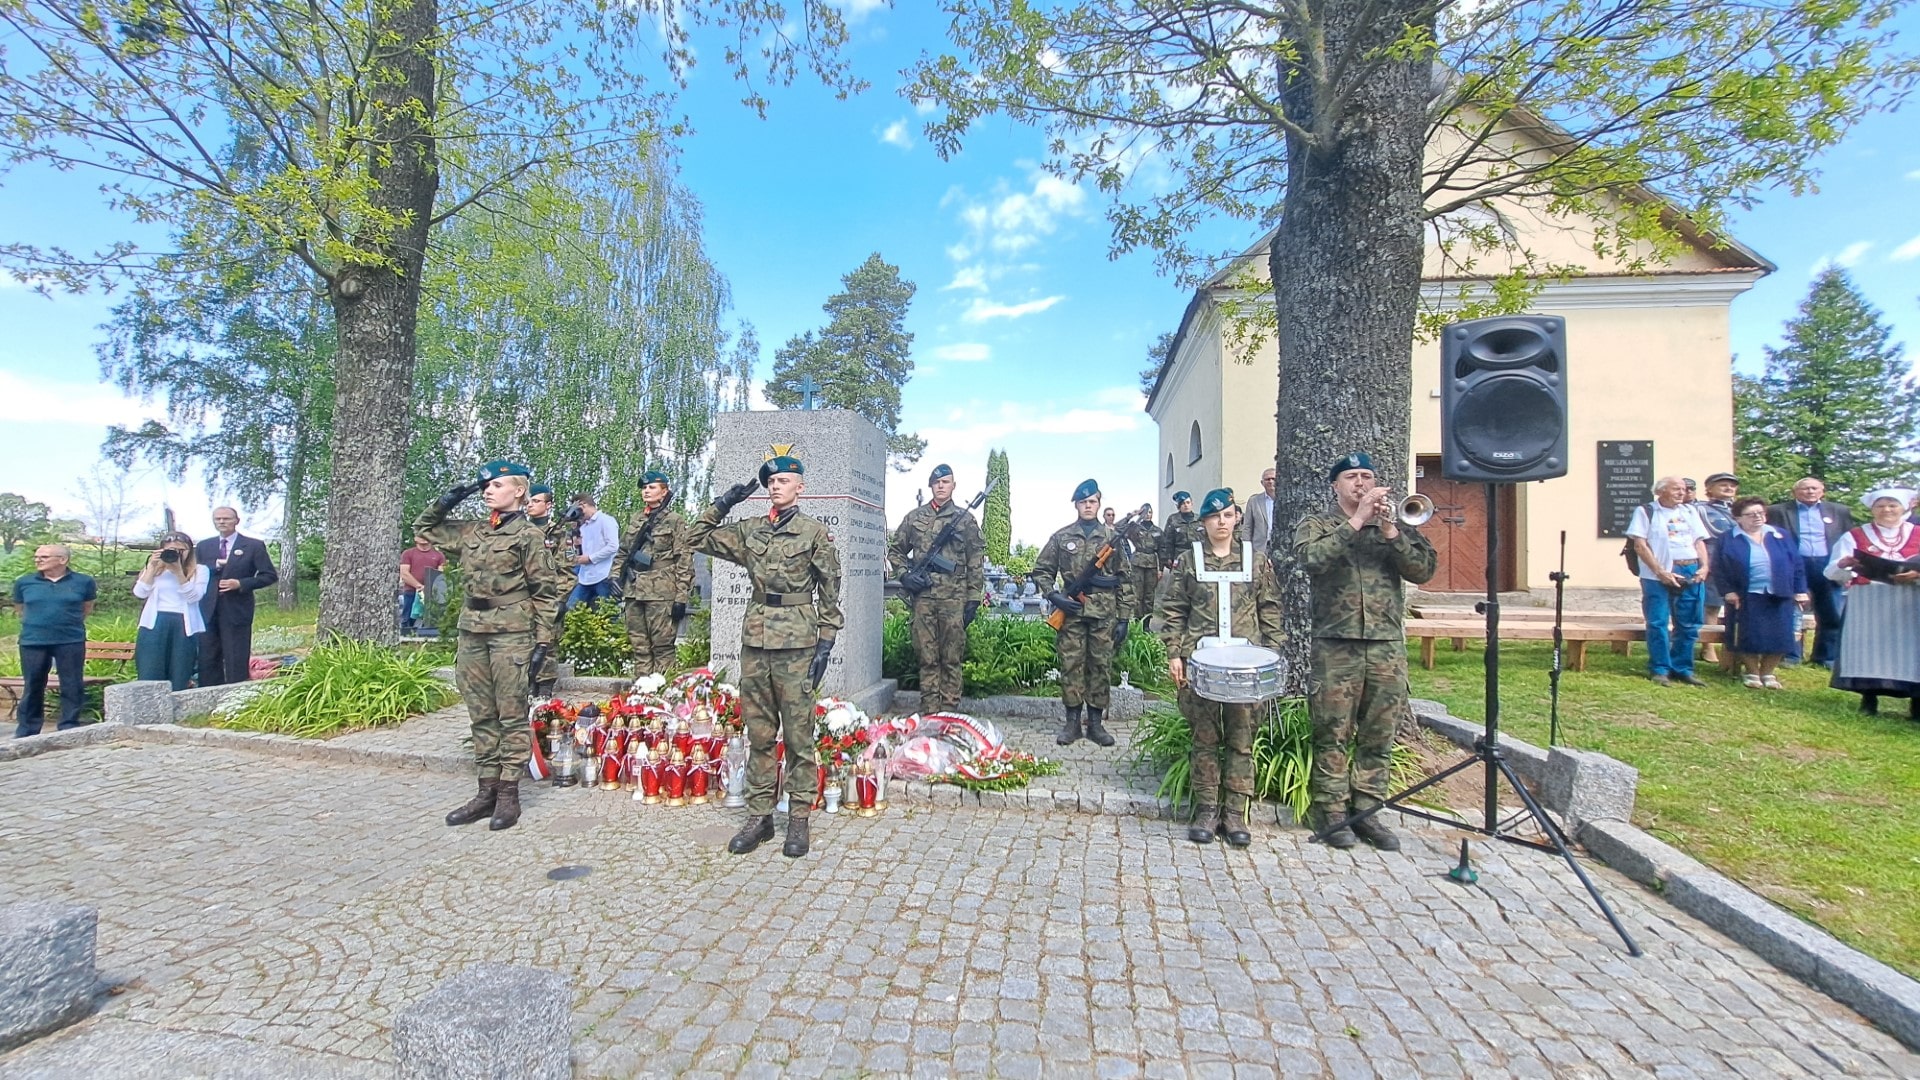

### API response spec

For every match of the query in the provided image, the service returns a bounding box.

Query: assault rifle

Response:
[897,477,998,596]
[614,502,671,597]
[1044,509,1142,632]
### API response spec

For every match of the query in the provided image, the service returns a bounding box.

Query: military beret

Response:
[1173,490,1192,504]
[638,470,670,489]
[478,459,531,482]
[929,463,953,485]
[1704,472,1739,486]
[528,483,554,498]
[758,455,804,486]
[1071,478,1100,502]
[1198,488,1234,519]
[1326,452,1373,482]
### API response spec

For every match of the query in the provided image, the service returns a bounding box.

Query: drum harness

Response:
[1191,540,1255,651]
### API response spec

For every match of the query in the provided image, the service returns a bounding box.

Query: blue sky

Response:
[1,4,1916,547]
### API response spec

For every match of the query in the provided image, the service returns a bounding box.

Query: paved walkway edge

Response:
[1411,697,1920,1052]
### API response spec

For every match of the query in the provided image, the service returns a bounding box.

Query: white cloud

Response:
[1889,234,1920,262]
[830,0,887,20]
[932,343,991,363]
[0,370,161,427]
[943,265,988,292]
[878,118,912,150]
[963,296,1064,322]
[1810,241,1873,274]
[1906,168,1920,181]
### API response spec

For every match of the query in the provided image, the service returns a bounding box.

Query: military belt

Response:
[753,589,812,607]
[466,587,532,611]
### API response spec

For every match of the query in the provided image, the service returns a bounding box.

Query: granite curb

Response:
[116,725,473,775]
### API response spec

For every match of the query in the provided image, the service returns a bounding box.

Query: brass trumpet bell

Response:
[1399,494,1436,526]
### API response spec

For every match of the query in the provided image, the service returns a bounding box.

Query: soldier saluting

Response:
[1032,479,1135,748]
[1124,504,1162,623]
[689,455,843,859]
[1159,490,1202,569]
[1292,452,1437,851]
[615,469,693,677]
[888,463,986,713]
[416,460,560,832]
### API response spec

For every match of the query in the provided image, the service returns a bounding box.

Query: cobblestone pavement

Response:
[3,741,1916,1078]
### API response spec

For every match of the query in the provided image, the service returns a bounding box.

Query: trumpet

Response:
[1397,493,1435,526]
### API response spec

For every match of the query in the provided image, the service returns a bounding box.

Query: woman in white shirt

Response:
[133,531,209,690]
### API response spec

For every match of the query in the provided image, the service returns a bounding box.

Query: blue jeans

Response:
[1640,575,1704,678]
[14,641,88,737]
[566,579,614,611]
[398,589,419,631]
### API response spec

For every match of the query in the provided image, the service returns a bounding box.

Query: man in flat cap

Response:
[1696,472,1741,668]
[615,470,694,677]
[1032,479,1135,747]
[417,460,560,831]
[525,483,574,696]
[1292,453,1436,851]
[1159,490,1202,570]
[690,455,843,858]
[889,463,986,713]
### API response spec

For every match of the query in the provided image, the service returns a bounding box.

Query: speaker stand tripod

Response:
[1314,484,1642,956]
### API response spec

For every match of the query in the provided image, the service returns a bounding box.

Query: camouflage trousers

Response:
[624,599,678,676]
[741,645,819,816]
[1133,565,1161,623]
[1179,684,1255,817]
[1308,638,1407,812]
[532,606,565,687]
[1055,614,1115,710]
[912,598,968,712]
[455,629,534,781]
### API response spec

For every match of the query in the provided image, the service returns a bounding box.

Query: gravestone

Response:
[706,409,893,713]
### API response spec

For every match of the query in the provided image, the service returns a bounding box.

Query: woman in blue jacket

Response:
[1713,496,1810,689]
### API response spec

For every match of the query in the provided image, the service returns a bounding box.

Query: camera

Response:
[159,549,180,564]
[564,506,584,523]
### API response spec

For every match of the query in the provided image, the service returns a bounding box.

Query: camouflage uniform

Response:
[416,506,559,781]
[889,498,986,712]
[1033,520,1135,710]
[1158,540,1285,821]
[530,515,574,690]
[1159,511,1203,568]
[614,504,692,676]
[689,505,843,817]
[1291,513,1436,815]
[1124,518,1163,622]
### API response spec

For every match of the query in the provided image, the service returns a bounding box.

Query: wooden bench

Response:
[1411,605,1636,623]
[1405,620,1724,671]
[0,641,136,716]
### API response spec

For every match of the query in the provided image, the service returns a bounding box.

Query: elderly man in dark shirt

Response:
[13,544,97,738]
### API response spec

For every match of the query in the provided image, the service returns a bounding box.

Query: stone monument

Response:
[706,408,894,714]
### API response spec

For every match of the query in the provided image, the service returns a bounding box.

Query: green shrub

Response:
[960,615,1059,696]
[213,640,455,737]
[675,604,711,670]
[558,600,629,676]
[882,609,918,689]
[1113,621,1173,695]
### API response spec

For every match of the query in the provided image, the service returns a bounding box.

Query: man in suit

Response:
[1245,467,1278,557]
[1766,477,1852,666]
[196,507,280,686]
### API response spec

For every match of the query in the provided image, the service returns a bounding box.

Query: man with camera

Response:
[564,493,620,611]
[614,470,693,677]
[889,463,986,713]
[1292,453,1437,851]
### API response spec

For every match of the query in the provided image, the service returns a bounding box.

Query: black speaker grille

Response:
[1452,376,1564,470]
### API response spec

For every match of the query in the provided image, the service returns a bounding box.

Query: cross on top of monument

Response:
[794,375,822,410]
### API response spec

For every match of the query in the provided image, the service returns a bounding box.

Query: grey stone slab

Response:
[0,902,97,1053]
[0,724,121,763]
[391,963,572,1080]
[1542,746,1638,828]
[0,1018,382,1079]
[892,686,1147,723]
[102,680,176,726]
[1577,819,1709,889]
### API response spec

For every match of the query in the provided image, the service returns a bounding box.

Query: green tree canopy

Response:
[0,493,52,554]
[983,448,1012,565]
[767,252,925,466]
[1735,267,1919,508]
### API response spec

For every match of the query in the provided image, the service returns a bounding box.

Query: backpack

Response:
[1621,502,1656,575]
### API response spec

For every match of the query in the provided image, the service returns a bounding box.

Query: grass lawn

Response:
[1409,638,1920,980]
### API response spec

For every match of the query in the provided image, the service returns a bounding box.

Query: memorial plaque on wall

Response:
[1597,440,1654,537]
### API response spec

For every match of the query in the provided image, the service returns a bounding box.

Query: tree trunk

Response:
[1269,5,1433,693]
[315,0,440,642]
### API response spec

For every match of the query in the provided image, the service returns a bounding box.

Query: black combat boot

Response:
[1084,707,1116,748]
[1316,808,1358,850]
[783,815,811,858]
[445,777,497,826]
[1057,705,1083,746]
[728,815,775,854]
[488,780,522,831]
[1188,806,1218,845]
[1346,804,1400,852]
[1219,798,1252,849]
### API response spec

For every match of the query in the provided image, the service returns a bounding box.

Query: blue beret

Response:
[478,460,531,481]
[639,471,670,489]
[528,483,554,498]
[1071,478,1100,502]
[929,463,953,485]
[1173,490,1191,503]
[1198,489,1234,518]
[758,455,804,485]
[1327,453,1374,482]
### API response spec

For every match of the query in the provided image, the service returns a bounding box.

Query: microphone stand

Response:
[1548,529,1569,747]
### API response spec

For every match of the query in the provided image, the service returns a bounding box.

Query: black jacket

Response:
[196,533,280,623]
[1764,500,1853,553]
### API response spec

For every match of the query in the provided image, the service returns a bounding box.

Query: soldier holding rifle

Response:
[526,483,573,697]
[1032,479,1136,748]
[615,470,693,677]
[889,463,987,713]
[1291,453,1436,851]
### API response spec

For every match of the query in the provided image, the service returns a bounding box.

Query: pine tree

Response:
[982,448,1012,565]
[768,253,925,466]
[1736,268,1919,507]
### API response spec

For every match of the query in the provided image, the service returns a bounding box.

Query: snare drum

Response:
[1187,644,1286,704]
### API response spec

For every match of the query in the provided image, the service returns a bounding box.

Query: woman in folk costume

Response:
[1825,488,1920,718]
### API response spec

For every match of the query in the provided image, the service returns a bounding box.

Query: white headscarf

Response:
[1864,488,1917,511]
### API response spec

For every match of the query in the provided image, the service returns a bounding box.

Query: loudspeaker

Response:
[1440,315,1568,482]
